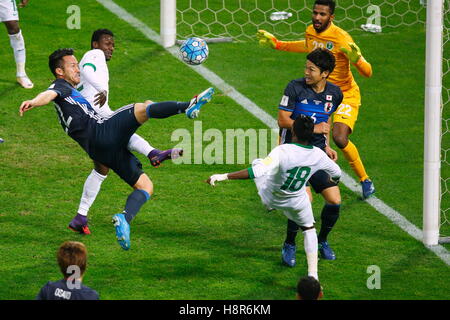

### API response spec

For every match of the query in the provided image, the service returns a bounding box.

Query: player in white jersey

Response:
[69,29,182,235]
[207,115,341,280]
[78,29,181,164]
[0,0,33,88]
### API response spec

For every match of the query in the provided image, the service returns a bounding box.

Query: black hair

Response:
[293,114,314,144]
[306,48,336,75]
[297,276,321,300]
[91,29,114,49]
[314,0,336,15]
[48,48,74,77]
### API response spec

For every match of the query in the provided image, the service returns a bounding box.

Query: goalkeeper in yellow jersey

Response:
[257,0,375,199]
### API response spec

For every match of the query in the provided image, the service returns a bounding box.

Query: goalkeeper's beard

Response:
[312,20,331,33]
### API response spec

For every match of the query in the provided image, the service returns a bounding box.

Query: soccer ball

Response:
[180,37,209,65]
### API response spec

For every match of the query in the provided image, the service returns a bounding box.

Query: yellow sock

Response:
[342,141,369,182]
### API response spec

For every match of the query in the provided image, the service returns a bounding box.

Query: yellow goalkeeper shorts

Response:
[333,86,361,132]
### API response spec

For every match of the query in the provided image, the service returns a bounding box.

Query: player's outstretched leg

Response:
[144,87,215,120]
[185,87,215,119]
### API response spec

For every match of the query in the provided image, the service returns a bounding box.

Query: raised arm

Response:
[340,42,372,78]
[206,169,250,186]
[256,30,308,53]
[19,90,58,116]
[275,39,308,53]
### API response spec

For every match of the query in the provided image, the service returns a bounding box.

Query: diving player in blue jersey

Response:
[277,48,343,264]
[19,48,215,250]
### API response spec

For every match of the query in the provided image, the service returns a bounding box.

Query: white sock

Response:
[77,169,107,216]
[128,133,154,156]
[8,30,26,77]
[303,228,319,281]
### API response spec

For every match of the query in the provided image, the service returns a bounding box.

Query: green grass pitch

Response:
[0,0,448,300]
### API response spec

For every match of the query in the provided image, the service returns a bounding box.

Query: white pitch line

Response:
[96,0,450,267]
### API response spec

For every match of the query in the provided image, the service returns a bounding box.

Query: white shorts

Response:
[0,0,19,22]
[253,166,315,228]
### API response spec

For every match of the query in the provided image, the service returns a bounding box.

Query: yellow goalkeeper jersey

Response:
[275,22,372,92]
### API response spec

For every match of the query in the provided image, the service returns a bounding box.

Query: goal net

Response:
[176,0,426,41]
[166,0,449,244]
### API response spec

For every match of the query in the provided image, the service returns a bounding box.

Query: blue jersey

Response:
[46,78,144,186]
[47,78,104,152]
[279,78,343,149]
[36,279,99,300]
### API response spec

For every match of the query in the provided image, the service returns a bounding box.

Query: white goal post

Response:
[161,0,177,48]
[424,0,446,246]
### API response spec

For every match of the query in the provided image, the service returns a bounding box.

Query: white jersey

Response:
[78,49,112,118]
[0,0,19,22]
[77,49,155,157]
[251,143,341,221]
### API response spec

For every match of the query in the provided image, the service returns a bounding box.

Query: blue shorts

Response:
[87,104,144,186]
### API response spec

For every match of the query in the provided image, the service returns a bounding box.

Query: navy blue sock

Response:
[123,189,150,224]
[285,219,300,246]
[318,204,340,243]
[146,101,190,119]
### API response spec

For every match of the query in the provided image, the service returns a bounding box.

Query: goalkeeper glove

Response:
[208,173,228,186]
[256,30,278,49]
[340,43,362,64]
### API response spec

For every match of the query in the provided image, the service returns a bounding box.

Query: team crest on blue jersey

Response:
[324,102,333,112]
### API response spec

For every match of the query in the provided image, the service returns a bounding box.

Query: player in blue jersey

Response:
[19,48,214,250]
[36,241,99,300]
[278,48,343,264]
[68,29,183,236]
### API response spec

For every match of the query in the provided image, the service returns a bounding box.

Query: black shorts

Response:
[88,104,144,186]
[307,170,338,194]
